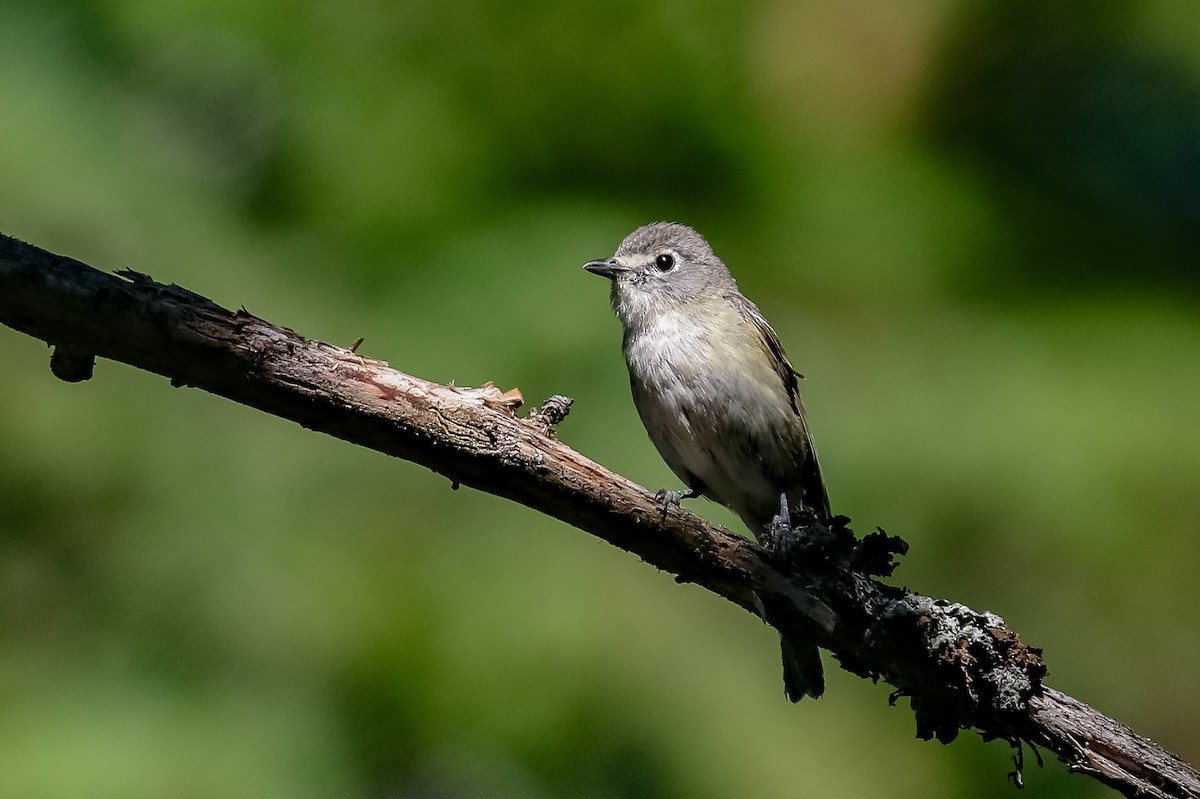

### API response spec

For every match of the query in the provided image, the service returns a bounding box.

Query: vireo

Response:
[584,221,831,700]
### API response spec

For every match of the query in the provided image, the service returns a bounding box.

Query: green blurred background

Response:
[2,0,1199,796]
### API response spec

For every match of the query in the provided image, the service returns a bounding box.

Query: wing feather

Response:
[728,292,832,519]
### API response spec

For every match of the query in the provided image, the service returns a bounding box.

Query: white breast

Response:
[622,308,801,530]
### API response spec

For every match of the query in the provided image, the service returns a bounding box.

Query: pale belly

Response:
[623,316,808,532]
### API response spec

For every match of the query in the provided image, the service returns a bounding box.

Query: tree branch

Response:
[1,233,1196,798]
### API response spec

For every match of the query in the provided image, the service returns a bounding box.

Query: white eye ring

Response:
[654,253,676,272]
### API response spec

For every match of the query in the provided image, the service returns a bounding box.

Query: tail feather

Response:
[780,636,825,701]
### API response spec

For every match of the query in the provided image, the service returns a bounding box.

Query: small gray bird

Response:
[584,221,830,700]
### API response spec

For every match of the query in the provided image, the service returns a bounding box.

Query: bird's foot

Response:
[655,487,683,514]
[765,493,792,552]
[654,485,700,521]
[768,493,821,559]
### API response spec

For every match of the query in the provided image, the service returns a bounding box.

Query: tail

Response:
[781,636,824,701]
[782,633,820,695]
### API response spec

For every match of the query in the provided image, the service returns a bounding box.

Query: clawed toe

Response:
[655,487,684,519]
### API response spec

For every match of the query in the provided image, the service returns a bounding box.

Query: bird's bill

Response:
[583,258,625,278]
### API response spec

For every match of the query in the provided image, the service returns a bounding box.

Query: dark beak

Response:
[583,258,624,279]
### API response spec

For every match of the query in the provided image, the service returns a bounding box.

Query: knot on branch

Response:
[529,394,574,437]
[895,596,1046,743]
[49,344,96,382]
[764,514,1045,744]
[772,514,908,578]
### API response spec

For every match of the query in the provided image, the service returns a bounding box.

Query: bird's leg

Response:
[769,493,837,562]
[654,480,704,520]
[765,492,792,552]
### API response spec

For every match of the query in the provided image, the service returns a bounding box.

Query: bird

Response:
[584,221,831,700]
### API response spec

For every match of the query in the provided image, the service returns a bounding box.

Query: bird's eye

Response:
[654,253,676,272]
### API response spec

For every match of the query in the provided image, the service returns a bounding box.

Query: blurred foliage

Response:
[924,0,1200,293]
[2,0,1200,796]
